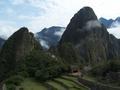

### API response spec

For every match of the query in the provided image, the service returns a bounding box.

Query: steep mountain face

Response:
[0,27,41,80]
[99,17,120,28]
[36,26,65,49]
[0,38,5,48]
[59,7,120,65]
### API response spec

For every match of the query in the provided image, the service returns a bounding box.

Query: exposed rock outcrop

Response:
[0,38,5,48]
[59,7,120,65]
[0,27,41,81]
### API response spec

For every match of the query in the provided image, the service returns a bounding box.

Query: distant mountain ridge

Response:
[36,26,65,49]
[99,17,120,28]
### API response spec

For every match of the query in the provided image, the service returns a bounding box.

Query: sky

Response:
[0,0,120,39]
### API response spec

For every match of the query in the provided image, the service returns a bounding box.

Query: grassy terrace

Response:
[54,78,87,90]
[16,76,89,90]
[20,79,47,90]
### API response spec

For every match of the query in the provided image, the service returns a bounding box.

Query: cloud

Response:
[0,21,18,39]
[11,0,55,10]
[35,33,49,49]
[1,0,120,38]
[110,21,120,28]
[39,39,49,49]
[106,20,120,39]
[54,28,65,36]
[107,23,120,39]
[85,20,101,30]
[20,0,83,32]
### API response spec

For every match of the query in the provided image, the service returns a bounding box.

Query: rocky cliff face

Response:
[59,7,120,65]
[0,27,41,61]
[0,27,41,80]
[0,38,5,48]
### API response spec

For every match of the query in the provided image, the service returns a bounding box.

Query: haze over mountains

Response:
[36,26,65,49]
[99,17,120,28]
[0,16,120,49]
[99,17,120,39]
[35,16,120,49]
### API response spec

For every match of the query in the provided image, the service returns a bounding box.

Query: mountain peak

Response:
[0,27,42,81]
[77,6,97,18]
[70,6,98,29]
[15,27,30,34]
[0,27,41,68]
[17,27,29,33]
[60,7,99,44]
[36,26,65,49]
[58,7,120,65]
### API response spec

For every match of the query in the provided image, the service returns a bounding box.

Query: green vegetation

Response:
[20,79,47,90]
[5,75,24,86]
[89,60,120,86]
[22,49,67,82]
[46,81,66,90]
[5,76,88,90]
[58,42,80,65]
[54,76,88,90]
[5,75,24,90]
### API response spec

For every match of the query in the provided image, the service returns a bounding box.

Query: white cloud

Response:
[110,21,120,28]
[0,21,18,39]
[39,39,49,49]
[1,0,120,38]
[54,28,65,36]
[11,0,55,10]
[108,25,120,39]
[85,20,101,30]
[17,0,120,33]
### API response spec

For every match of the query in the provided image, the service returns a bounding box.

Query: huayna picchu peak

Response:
[59,7,120,65]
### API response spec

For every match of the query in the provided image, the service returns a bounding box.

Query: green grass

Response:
[82,75,96,82]
[62,76,89,88]
[6,76,89,90]
[56,78,78,87]
[47,81,66,90]
[20,79,47,90]
[55,77,88,90]
[62,76,78,81]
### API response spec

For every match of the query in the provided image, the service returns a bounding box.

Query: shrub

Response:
[24,49,67,81]
[6,84,16,90]
[35,69,49,81]
[17,71,29,77]
[5,75,24,86]
[90,60,120,86]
